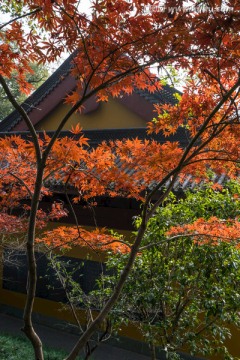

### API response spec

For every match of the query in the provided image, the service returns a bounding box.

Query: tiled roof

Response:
[0,54,181,132]
[0,127,189,148]
[84,127,188,147]
[162,173,232,193]
[0,129,235,195]
[135,84,181,106]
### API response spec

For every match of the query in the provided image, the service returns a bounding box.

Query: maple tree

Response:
[0,1,240,360]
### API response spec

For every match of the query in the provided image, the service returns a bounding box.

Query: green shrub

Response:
[94,183,240,360]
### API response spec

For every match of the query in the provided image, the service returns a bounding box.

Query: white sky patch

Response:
[78,0,93,15]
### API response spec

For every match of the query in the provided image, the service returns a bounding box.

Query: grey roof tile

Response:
[135,85,181,106]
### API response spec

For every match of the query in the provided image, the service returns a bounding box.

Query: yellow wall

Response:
[35,98,146,131]
[0,289,144,340]
[0,286,239,357]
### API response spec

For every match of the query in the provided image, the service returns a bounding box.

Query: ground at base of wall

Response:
[0,305,206,360]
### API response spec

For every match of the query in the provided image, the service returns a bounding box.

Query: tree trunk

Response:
[65,222,147,360]
[22,166,45,360]
[150,342,157,360]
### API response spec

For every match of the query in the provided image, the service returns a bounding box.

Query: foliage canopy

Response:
[0,1,240,360]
